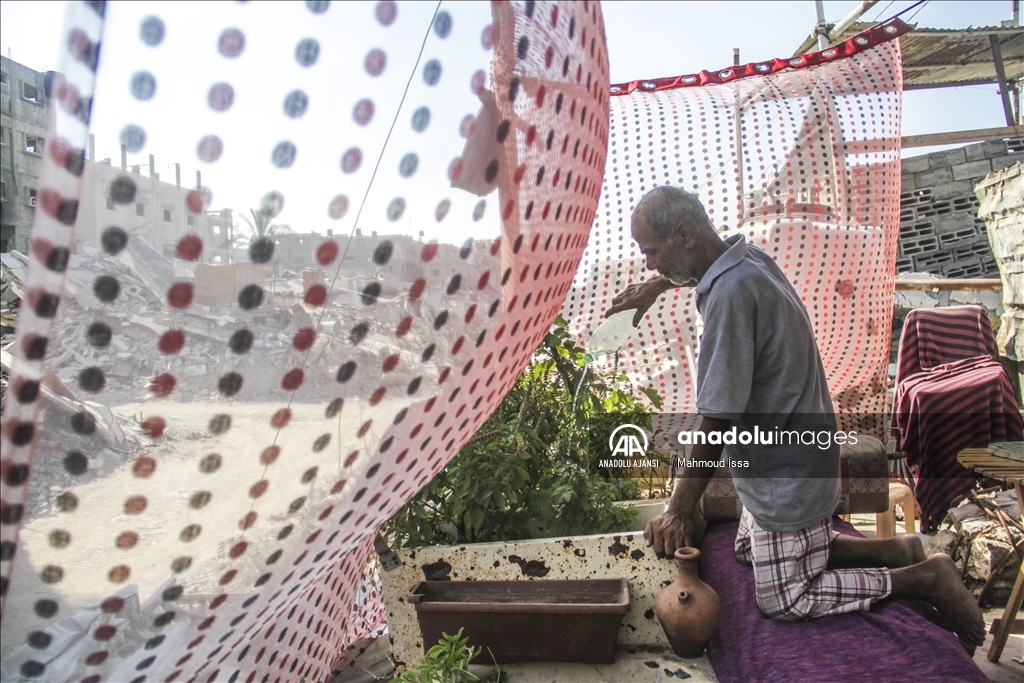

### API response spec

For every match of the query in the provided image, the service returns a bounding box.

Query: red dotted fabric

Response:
[563,21,909,439]
[0,2,609,681]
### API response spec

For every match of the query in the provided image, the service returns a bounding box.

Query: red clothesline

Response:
[609,18,913,96]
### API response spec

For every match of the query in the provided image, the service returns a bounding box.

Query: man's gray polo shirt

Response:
[694,234,840,532]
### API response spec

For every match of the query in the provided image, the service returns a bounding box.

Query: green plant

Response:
[234,207,292,246]
[386,316,666,548]
[393,628,481,683]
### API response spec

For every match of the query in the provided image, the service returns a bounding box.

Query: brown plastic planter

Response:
[408,578,630,664]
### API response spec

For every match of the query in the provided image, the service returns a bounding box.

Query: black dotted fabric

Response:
[0,2,610,681]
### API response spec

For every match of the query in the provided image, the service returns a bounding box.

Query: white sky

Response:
[1,0,1018,245]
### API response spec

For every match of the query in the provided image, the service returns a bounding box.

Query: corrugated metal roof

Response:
[796,21,1023,90]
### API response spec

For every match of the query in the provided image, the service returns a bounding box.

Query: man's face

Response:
[631,214,699,286]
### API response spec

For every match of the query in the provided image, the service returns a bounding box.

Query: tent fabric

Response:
[0,2,610,681]
[1,5,918,681]
[562,20,911,443]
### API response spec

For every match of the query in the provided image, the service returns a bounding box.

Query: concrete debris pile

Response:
[0,258,21,330]
[3,243,225,405]
[1,237,493,407]
[1,252,28,408]
[975,160,1024,362]
[2,234,496,525]
[0,343,146,521]
[927,487,1023,608]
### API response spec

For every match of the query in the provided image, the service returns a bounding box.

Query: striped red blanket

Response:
[892,306,1023,532]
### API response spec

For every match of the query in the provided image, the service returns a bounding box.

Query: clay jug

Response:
[655,547,721,658]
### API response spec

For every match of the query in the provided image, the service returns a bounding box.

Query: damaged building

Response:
[1,56,51,254]
[76,135,235,264]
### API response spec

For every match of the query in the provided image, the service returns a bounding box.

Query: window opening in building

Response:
[187,215,195,227]
[136,202,145,217]
[25,136,44,154]
[28,188,38,206]
[164,208,172,222]
[106,198,115,211]
[22,82,41,103]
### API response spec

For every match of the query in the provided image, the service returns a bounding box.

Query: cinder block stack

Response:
[898,137,1023,277]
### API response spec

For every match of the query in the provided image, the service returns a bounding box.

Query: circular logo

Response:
[608,424,649,455]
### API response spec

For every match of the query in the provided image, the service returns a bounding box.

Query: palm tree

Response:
[235,208,292,246]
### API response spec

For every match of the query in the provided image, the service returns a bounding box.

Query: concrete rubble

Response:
[0,347,146,523]
[975,161,1024,361]
[927,488,1023,608]
[2,238,496,545]
[1,238,484,409]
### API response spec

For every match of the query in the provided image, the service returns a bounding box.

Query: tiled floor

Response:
[976,608,1024,683]
[468,644,717,682]
[339,632,1022,683]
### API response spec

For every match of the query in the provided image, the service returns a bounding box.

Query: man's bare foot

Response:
[892,554,986,648]
[928,555,986,647]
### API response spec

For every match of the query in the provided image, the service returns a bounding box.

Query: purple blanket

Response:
[699,520,987,683]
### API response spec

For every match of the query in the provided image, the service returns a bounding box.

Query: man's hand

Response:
[644,419,726,560]
[605,276,678,326]
[644,508,694,559]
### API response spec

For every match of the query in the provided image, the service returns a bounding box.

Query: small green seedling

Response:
[394,628,481,683]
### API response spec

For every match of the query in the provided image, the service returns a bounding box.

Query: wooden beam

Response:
[904,79,1002,91]
[905,60,1024,71]
[901,125,1024,148]
[904,28,1024,37]
[894,278,1002,291]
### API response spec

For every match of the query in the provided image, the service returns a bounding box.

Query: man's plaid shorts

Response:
[734,508,891,620]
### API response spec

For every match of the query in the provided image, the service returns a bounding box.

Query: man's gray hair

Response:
[633,186,714,238]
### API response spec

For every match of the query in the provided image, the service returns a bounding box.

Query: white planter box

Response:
[380,530,678,672]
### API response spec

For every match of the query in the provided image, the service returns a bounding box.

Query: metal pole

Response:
[1014,0,1021,124]
[990,34,1016,127]
[1012,81,1020,126]
[829,0,879,43]
[735,97,744,217]
[175,163,182,242]
[814,0,829,51]
[734,46,744,216]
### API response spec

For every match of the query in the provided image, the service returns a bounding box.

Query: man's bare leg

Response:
[829,536,982,646]
[889,554,986,648]
[828,534,926,569]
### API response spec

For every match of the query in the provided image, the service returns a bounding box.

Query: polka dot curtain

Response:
[0,1,609,681]
[563,20,910,440]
